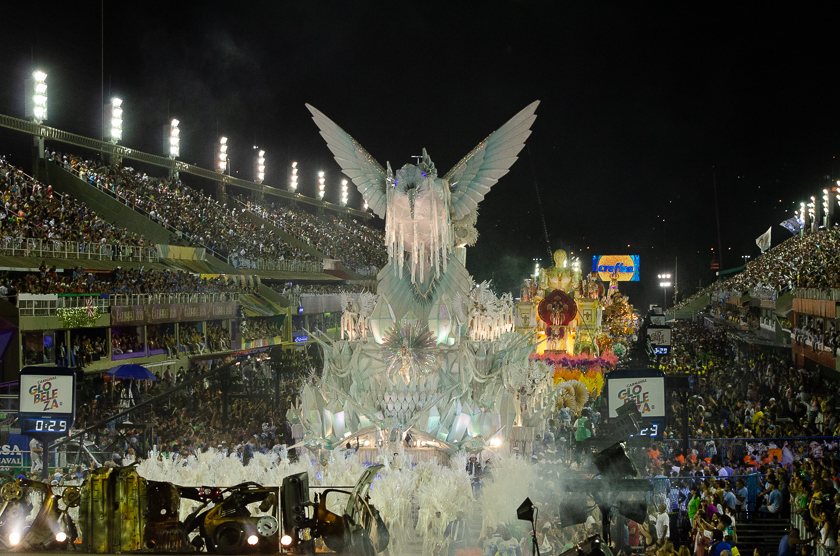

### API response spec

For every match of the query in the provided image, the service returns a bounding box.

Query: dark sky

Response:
[1,2,838,309]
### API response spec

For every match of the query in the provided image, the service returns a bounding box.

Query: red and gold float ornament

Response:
[537,290,577,326]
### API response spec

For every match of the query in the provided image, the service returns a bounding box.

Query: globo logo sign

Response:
[592,255,640,282]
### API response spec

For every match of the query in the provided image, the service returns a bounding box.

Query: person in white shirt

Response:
[655,503,669,540]
[30,437,43,473]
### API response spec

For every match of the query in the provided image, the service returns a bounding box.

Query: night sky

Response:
[1,2,838,309]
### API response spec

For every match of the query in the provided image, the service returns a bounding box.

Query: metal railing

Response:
[231,256,322,273]
[18,294,110,317]
[749,286,782,301]
[794,288,840,301]
[0,237,158,262]
[16,292,240,317]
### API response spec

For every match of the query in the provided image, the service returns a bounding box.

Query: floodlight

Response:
[592,441,638,479]
[318,171,325,200]
[341,179,349,206]
[27,70,48,124]
[167,119,180,159]
[217,137,228,174]
[516,497,536,522]
[255,149,266,184]
[363,200,368,210]
[108,97,123,143]
[290,161,299,191]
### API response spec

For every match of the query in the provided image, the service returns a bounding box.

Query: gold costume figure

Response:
[538,249,581,296]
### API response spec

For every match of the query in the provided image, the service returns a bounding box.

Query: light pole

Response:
[340,179,349,206]
[26,70,48,159]
[254,148,265,184]
[741,255,750,266]
[216,137,228,174]
[658,273,672,309]
[289,162,298,192]
[318,171,325,200]
[108,98,123,143]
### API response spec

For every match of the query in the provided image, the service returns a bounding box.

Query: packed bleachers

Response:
[0,156,149,252]
[48,151,386,273]
[2,266,251,296]
[672,228,840,315]
[50,151,316,268]
[246,199,386,272]
[72,347,317,462]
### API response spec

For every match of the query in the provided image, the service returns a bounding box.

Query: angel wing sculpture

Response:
[307,101,538,319]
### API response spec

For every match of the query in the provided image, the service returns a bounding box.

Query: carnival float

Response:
[285,101,627,464]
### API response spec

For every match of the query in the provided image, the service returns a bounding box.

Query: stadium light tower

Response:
[318,171,325,200]
[166,119,180,159]
[26,70,48,124]
[217,137,228,174]
[658,273,672,309]
[255,148,266,184]
[340,179,349,206]
[289,162,299,192]
[108,98,123,143]
[363,200,368,211]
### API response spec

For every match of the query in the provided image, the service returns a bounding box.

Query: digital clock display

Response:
[22,418,69,434]
[19,366,76,438]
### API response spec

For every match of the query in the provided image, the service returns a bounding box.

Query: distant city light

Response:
[318,171,325,200]
[290,162,298,191]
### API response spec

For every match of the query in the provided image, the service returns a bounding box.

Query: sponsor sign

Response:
[0,434,31,472]
[112,301,239,325]
[607,376,666,419]
[19,367,76,437]
[647,325,671,346]
[592,255,640,282]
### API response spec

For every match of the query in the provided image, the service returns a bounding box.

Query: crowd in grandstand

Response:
[242,317,282,342]
[50,152,314,265]
[244,199,386,272]
[1,156,145,248]
[1,266,251,297]
[279,282,370,296]
[72,347,316,464]
[47,151,386,273]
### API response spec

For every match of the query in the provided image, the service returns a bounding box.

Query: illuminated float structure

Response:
[288,102,593,461]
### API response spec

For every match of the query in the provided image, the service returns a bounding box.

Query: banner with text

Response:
[112,301,239,326]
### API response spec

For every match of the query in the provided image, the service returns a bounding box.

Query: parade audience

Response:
[0,156,145,247]
[0,266,251,296]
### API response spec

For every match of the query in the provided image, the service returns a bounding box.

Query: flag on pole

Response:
[779,217,801,235]
[756,226,772,253]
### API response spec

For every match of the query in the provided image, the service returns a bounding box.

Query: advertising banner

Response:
[607,376,666,419]
[592,255,640,281]
[0,434,31,473]
[112,302,238,325]
[20,374,74,414]
[647,326,672,346]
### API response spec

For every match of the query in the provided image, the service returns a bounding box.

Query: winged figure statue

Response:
[307,101,539,322]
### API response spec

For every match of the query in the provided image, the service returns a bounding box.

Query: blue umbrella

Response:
[106,364,156,380]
